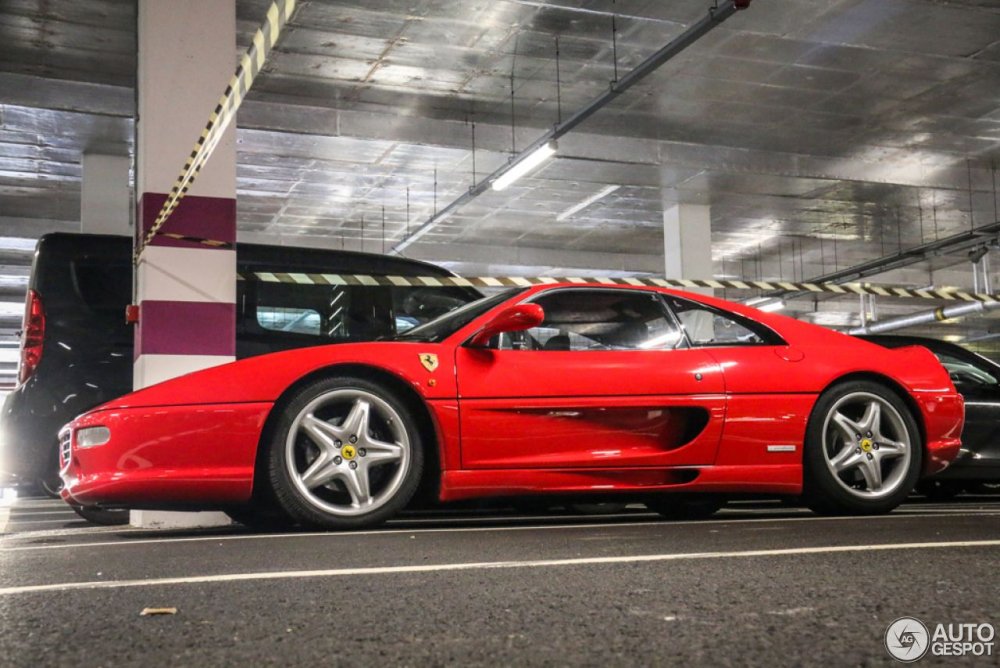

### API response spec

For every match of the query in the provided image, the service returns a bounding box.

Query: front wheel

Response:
[267,376,424,530]
[224,504,292,531]
[803,381,922,515]
[37,473,63,499]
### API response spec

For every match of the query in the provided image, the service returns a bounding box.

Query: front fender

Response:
[92,343,456,412]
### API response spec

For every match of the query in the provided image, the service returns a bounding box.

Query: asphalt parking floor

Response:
[2,495,999,667]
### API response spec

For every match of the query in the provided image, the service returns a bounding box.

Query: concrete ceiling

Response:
[2,0,1000,364]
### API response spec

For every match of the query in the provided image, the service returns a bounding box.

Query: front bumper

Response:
[60,402,272,509]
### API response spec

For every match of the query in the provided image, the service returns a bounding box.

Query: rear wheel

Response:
[644,494,724,520]
[267,376,424,530]
[915,479,963,500]
[969,482,1000,495]
[803,381,921,515]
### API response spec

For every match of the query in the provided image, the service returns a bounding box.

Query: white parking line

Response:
[3,509,999,552]
[2,539,998,596]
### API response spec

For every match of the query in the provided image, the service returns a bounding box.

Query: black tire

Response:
[70,504,130,526]
[644,494,725,520]
[38,442,63,498]
[915,479,963,500]
[224,505,292,530]
[566,502,629,515]
[803,380,922,515]
[968,482,1000,495]
[267,376,425,530]
[509,499,553,514]
[37,474,63,499]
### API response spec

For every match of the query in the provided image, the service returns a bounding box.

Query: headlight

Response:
[76,426,111,448]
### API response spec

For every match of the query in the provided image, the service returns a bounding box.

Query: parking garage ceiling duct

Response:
[391,0,753,255]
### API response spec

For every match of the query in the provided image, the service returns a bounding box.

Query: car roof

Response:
[35,232,460,277]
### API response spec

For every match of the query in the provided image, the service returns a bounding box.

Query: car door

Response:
[455,287,726,469]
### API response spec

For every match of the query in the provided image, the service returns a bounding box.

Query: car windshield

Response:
[393,288,525,343]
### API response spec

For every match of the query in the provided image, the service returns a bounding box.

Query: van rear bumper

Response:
[0,388,58,485]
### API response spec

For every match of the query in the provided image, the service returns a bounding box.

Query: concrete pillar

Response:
[663,202,712,289]
[81,153,131,236]
[131,0,237,529]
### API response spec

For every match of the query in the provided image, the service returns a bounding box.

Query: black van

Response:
[0,233,477,500]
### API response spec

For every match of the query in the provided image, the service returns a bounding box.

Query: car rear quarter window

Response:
[664,296,783,347]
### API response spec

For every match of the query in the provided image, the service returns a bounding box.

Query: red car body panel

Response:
[60,285,964,509]
[62,403,269,507]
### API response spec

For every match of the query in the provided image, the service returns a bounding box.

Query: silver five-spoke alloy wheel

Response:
[821,391,911,500]
[285,388,411,517]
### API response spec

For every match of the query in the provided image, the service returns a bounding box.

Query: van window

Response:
[257,307,322,335]
[243,280,476,345]
[72,261,132,314]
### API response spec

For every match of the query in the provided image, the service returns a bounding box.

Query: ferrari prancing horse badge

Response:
[419,353,439,372]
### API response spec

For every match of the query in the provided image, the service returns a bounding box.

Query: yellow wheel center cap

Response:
[860,438,873,453]
[341,445,357,460]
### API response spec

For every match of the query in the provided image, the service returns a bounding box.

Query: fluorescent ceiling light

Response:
[745,297,785,313]
[492,141,556,191]
[0,237,37,251]
[556,185,621,222]
[757,300,785,313]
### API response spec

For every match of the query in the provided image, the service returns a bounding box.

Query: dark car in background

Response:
[0,233,478,511]
[860,334,1000,498]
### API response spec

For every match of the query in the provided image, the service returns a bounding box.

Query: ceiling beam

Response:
[3,75,996,194]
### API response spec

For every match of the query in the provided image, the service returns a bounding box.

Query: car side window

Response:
[664,296,781,347]
[936,351,999,388]
[497,289,684,351]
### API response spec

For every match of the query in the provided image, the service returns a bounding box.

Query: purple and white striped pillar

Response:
[132,0,236,528]
[135,0,236,390]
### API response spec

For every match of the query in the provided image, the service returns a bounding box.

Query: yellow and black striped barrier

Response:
[236,272,1000,303]
[135,0,297,262]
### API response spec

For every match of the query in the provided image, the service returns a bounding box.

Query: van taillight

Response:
[18,289,44,385]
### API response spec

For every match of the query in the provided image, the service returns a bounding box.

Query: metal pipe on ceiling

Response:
[848,300,1000,336]
[390,0,752,255]
[768,219,1000,302]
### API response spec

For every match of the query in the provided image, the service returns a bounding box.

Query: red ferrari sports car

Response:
[60,284,963,528]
